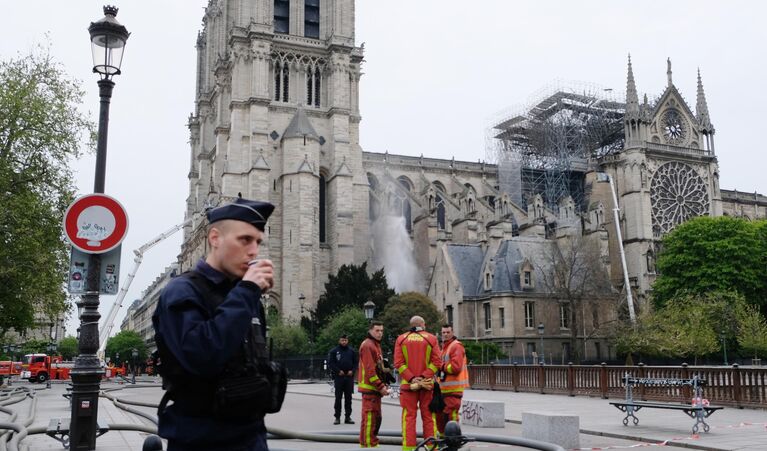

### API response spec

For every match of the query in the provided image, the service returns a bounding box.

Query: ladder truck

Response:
[97,217,193,359]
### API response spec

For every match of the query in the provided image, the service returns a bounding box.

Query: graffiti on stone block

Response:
[461,400,484,425]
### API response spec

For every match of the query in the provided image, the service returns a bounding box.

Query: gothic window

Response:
[368,173,379,221]
[436,195,446,230]
[306,67,321,107]
[446,305,453,325]
[592,305,600,329]
[304,0,320,39]
[274,63,289,102]
[650,162,710,234]
[274,0,289,34]
[559,303,570,329]
[524,302,535,328]
[319,173,327,243]
[483,303,491,330]
[397,177,413,233]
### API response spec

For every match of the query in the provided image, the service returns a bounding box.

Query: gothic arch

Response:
[319,167,329,243]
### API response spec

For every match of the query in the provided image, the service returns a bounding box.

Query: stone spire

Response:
[626,54,639,117]
[666,57,673,87]
[696,69,714,132]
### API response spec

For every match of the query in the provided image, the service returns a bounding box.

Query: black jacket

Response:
[327,344,358,376]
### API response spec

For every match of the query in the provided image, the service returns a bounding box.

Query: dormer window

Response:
[520,259,535,289]
[485,272,491,291]
[523,270,531,286]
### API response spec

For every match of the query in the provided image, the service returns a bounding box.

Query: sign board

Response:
[64,194,129,254]
[68,246,121,295]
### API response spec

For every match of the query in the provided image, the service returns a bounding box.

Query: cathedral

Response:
[174,0,767,362]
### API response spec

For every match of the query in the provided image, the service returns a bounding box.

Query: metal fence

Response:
[273,355,329,380]
[468,363,767,408]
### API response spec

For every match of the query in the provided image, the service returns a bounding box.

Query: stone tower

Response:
[599,56,722,305]
[180,0,368,319]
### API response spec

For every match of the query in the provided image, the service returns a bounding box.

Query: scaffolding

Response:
[487,82,625,212]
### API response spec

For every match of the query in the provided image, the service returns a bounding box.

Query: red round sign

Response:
[63,194,129,254]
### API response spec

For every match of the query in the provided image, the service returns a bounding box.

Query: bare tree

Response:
[537,231,613,363]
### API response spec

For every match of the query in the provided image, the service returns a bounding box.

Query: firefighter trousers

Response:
[400,389,438,450]
[359,392,382,448]
[436,394,463,435]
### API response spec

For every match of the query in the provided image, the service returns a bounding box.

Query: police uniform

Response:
[327,334,358,423]
[152,199,276,451]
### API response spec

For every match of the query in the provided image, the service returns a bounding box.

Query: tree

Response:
[0,45,95,336]
[314,308,370,360]
[57,336,78,360]
[737,304,767,361]
[314,262,395,328]
[380,292,444,354]
[653,217,767,312]
[105,330,147,365]
[463,341,507,365]
[538,233,613,364]
[270,320,311,358]
[613,291,747,363]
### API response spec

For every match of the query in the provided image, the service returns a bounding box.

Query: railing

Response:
[468,363,767,408]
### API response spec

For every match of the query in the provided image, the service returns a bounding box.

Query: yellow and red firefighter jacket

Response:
[440,337,469,395]
[394,329,442,390]
[358,335,386,395]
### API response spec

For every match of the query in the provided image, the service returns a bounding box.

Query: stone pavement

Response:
[1,377,766,450]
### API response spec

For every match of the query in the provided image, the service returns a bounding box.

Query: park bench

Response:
[46,417,110,448]
[609,373,723,434]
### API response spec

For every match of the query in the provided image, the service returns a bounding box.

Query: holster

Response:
[213,361,288,419]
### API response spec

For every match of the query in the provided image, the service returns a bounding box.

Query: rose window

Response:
[650,162,709,234]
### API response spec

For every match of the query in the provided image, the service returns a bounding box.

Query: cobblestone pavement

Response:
[2,377,766,450]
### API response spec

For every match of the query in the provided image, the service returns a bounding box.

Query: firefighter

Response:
[152,198,277,451]
[327,333,357,424]
[394,316,442,451]
[436,324,469,435]
[358,321,390,447]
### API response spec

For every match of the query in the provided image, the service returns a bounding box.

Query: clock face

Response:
[661,109,687,145]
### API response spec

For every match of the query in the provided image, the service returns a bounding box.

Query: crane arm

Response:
[97,217,193,357]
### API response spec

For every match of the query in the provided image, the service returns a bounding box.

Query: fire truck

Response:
[20,354,61,383]
[0,360,22,384]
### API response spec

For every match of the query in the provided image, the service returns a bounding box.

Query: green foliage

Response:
[315,308,370,358]
[736,304,767,360]
[315,263,395,328]
[270,320,311,358]
[653,217,767,312]
[21,339,48,355]
[463,341,506,364]
[379,292,444,354]
[0,44,96,334]
[105,330,147,365]
[613,291,748,363]
[57,336,78,360]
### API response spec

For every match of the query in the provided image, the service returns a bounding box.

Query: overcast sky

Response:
[2,1,765,339]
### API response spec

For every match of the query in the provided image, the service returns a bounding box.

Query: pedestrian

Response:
[394,316,443,451]
[152,198,281,451]
[358,321,390,447]
[436,323,469,435]
[327,333,358,424]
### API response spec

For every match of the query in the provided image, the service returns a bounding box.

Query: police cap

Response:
[207,198,275,231]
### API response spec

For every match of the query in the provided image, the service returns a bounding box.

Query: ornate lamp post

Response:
[70,6,129,450]
[537,322,545,365]
[131,348,139,383]
[363,300,376,322]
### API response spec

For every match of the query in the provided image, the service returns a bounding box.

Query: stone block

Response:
[522,411,580,449]
[460,399,505,428]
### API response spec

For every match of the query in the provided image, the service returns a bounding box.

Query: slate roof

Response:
[282,107,319,141]
[446,244,484,297]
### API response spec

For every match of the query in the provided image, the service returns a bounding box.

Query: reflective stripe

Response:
[446,363,453,373]
[369,375,380,382]
[398,365,408,374]
[431,412,439,438]
[441,340,470,393]
[427,362,439,373]
[365,411,373,447]
[358,382,378,391]
[401,408,408,448]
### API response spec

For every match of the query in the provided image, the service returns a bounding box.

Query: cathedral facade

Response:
[176,0,766,361]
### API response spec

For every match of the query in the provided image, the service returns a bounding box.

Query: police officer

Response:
[327,333,358,424]
[152,198,275,451]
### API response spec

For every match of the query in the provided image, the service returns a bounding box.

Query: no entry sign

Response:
[63,194,129,254]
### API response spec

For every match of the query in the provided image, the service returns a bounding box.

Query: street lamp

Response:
[131,348,139,383]
[364,300,376,321]
[70,6,129,450]
[537,322,545,365]
[721,333,728,366]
